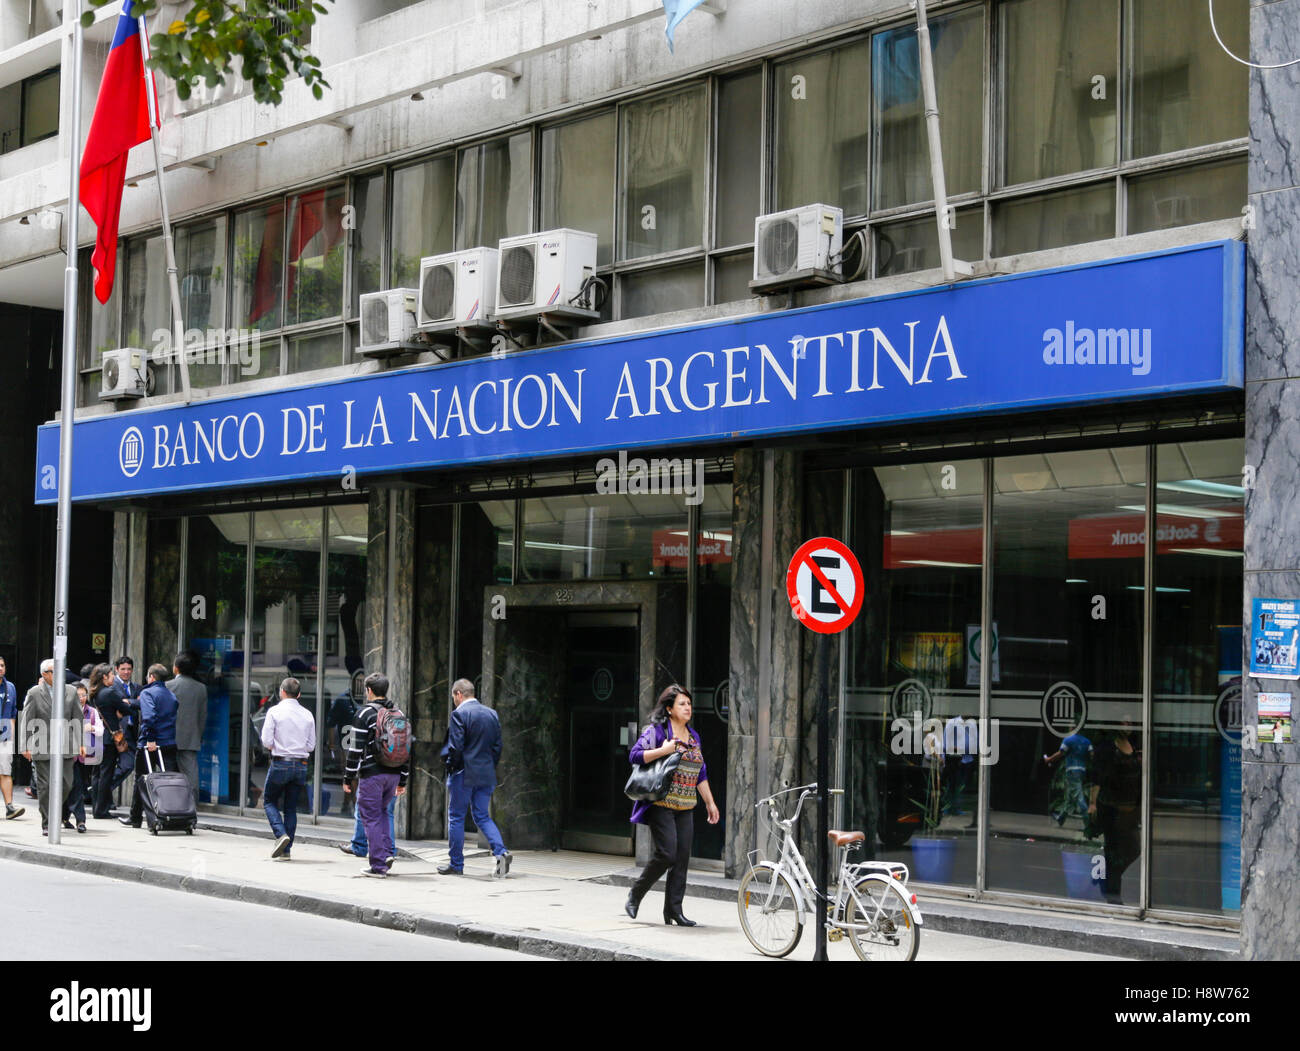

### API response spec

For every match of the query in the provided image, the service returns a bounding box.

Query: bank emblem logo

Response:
[1214,679,1243,745]
[119,427,144,478]
[890,678,932,723]
[591,667,614,702]
[1041,681,1087,737]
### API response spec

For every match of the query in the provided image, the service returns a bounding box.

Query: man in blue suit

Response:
[438,678,511,877]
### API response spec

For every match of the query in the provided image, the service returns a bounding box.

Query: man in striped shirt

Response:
[343,672,408,877]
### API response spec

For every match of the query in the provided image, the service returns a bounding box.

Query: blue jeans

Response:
[447,770,506,870]
[349,794,396,856]
[263,758,309,851]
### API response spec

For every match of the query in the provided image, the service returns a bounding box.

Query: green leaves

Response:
[83,0,333,107]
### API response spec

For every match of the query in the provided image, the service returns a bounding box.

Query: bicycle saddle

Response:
[827,830,865,846]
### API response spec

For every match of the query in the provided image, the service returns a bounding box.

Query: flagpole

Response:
[49,2,88,847]
[137,13,190,401]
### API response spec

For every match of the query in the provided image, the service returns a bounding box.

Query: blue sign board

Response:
[1250,598,1300,680]
[35,240,1245,504]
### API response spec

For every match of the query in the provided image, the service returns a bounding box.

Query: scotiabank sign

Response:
[651,530,733,568]
[1068,513,1243,559]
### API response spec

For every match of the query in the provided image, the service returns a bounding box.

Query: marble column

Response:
[725,448,805,877]
[410,502,453,839]
[110,512,129,662]
[1242,0,1300,960]
[144,518,181,666]
[125,513,147,666]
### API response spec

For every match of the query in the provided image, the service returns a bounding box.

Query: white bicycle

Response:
[737,783,922,961]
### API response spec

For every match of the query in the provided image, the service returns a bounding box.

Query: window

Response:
[620,86,707,260]
[542,112,616,267]
[872,7,984,211]
[1127,158,1247,234]
[0,68,59,155]
[993,182,1116,256]
[391,155,454,287]
[775,41,870,217]
[123,234,174,393]
[350,171,385,312]
[715,70,763,247]
[1002,0,1119,185]
[455,133,531,251]
[233,201,285,337]
[284,184,347,327]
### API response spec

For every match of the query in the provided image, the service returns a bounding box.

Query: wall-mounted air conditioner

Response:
[493,228,598,323]
[751,204,843,292]
[99,348,150,401]
[417,247,498,334]
[357,288,419,358]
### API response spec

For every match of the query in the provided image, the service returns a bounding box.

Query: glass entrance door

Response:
[562,612,639,852]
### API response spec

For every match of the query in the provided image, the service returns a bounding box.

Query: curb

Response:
[589,872,1241,963]
[0,841,687,963]
[195,818,424,860]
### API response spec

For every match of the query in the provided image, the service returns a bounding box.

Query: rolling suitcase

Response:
[139,749,197,835]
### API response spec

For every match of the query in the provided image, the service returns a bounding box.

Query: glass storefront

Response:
[835,437,1243,916]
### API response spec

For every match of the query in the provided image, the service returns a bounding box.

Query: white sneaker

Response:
[493,851,513,878]
[271,834,291,858]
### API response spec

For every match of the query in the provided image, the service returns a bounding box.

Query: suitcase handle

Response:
[144,746,166,774]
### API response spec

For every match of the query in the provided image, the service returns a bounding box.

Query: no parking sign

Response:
[786,537,864,635]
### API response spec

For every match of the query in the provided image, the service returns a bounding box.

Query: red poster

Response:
[651,530,733,568]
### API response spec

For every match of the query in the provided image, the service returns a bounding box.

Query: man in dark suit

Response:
[438,678,511,877]
[167,651,208,795]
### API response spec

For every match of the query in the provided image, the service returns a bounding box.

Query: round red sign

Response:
[786,537,864,634]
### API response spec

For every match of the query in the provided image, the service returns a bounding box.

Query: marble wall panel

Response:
[1244,188,1300,383]
[144,518,181,668]
[364,489,389,674]
[126,513,147,666]
[110,512,128,663]
[1249,0,1300,195]
[1241,759,1300,959]
[409,499,451,839]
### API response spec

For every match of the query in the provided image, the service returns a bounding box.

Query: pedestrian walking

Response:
[337,795,396,866]
[0,656,25,820]
[168,651,208,795]
[19,660,84,834]
[260,677,316,859]
[120,664,179,829]
[91,662,134,818]
[625,684,720,926]
[343,673,409,877]
[62,684,103,833]
[438,678,511,878]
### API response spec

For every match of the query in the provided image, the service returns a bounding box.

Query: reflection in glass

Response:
[620,263,705,320]
[123,234,172,393]
[986,449,1146,905]
[1127,159,1247,235]
[287,331,344,375]
[1002,0,1118,185]
[1128,0,1247,159]
[844,462,983,888]
[285,185,347,326]
[351,172,385,315]
[456,133,532,251]
[247,509,323,813]
[713,253,754,306]
[233,202,285,335]
[775,42,870,217]
[519,492,690,582]
[993,182,1115,256]
[321,506,369,818]
[876,208,984,276]
[621,86,707,260]
[693,484,733,861]
[1150,439,1244,914]
[175,217,227,388]
[715,69,763,246]
[542,113,616,267]
[873,8,984,210]
[392,155,454,288]
[184,514,249,807]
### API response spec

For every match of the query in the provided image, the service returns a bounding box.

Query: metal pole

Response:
[914,0,959,283]
[813,634,831,962]
[49,3,86,847]
[137,14,191,401]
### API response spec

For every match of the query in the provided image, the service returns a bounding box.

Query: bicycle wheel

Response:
[845,875,919,961]
[737,865,804,958]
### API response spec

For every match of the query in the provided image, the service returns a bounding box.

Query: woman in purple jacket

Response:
[625,684,720,926]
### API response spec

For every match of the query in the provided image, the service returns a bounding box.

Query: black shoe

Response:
[664,907,697,927]
[625,892,639,920]
[118,816,140,828]
[76,823,86,834]
[436,863,463,875]
[61,819,74,830]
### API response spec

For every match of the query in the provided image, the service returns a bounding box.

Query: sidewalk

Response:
[0,811,1237,962]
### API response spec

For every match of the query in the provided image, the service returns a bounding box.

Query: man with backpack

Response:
[342,672,410,877]
[438,678,511,878]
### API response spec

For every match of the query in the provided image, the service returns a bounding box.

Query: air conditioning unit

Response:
[357,288,419,358]
[417,247,498,334]
[99,348,150,401]
[494,228,599,323]
[751,204,843,291]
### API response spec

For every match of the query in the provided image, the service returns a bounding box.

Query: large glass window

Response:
[620,86,707,260]
[520,491,690,582]
[233,201,285,336]
[184,514,249,808]
[715,69,763,247]
[1127,0,1247,159]
[876,207,984,276]
[456,133,532,251]
[285,184,347,327]
[844,461,984,888]
[693,483,733,861]
[21,68,59,145]
[392,155,455,287]
[1127,158,1247,235]
[993,182,1116,256]
[175,217,228,388]
[351,171,385,312]
[775,42,870,217]
[872,7,984,211]
[542,112,616,267]
[1002,0,1118,185]
[1150,439,1244,915]
[621,263,706,320]
[986,449,1147,904]
[123,234,175,394]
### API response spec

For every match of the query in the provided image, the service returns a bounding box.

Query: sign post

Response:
[786,536,864,962]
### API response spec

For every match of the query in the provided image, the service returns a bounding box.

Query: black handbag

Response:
[624,733,682,802]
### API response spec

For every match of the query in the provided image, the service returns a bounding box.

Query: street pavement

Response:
[0,813,1126,962]
[0,862,540,961]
